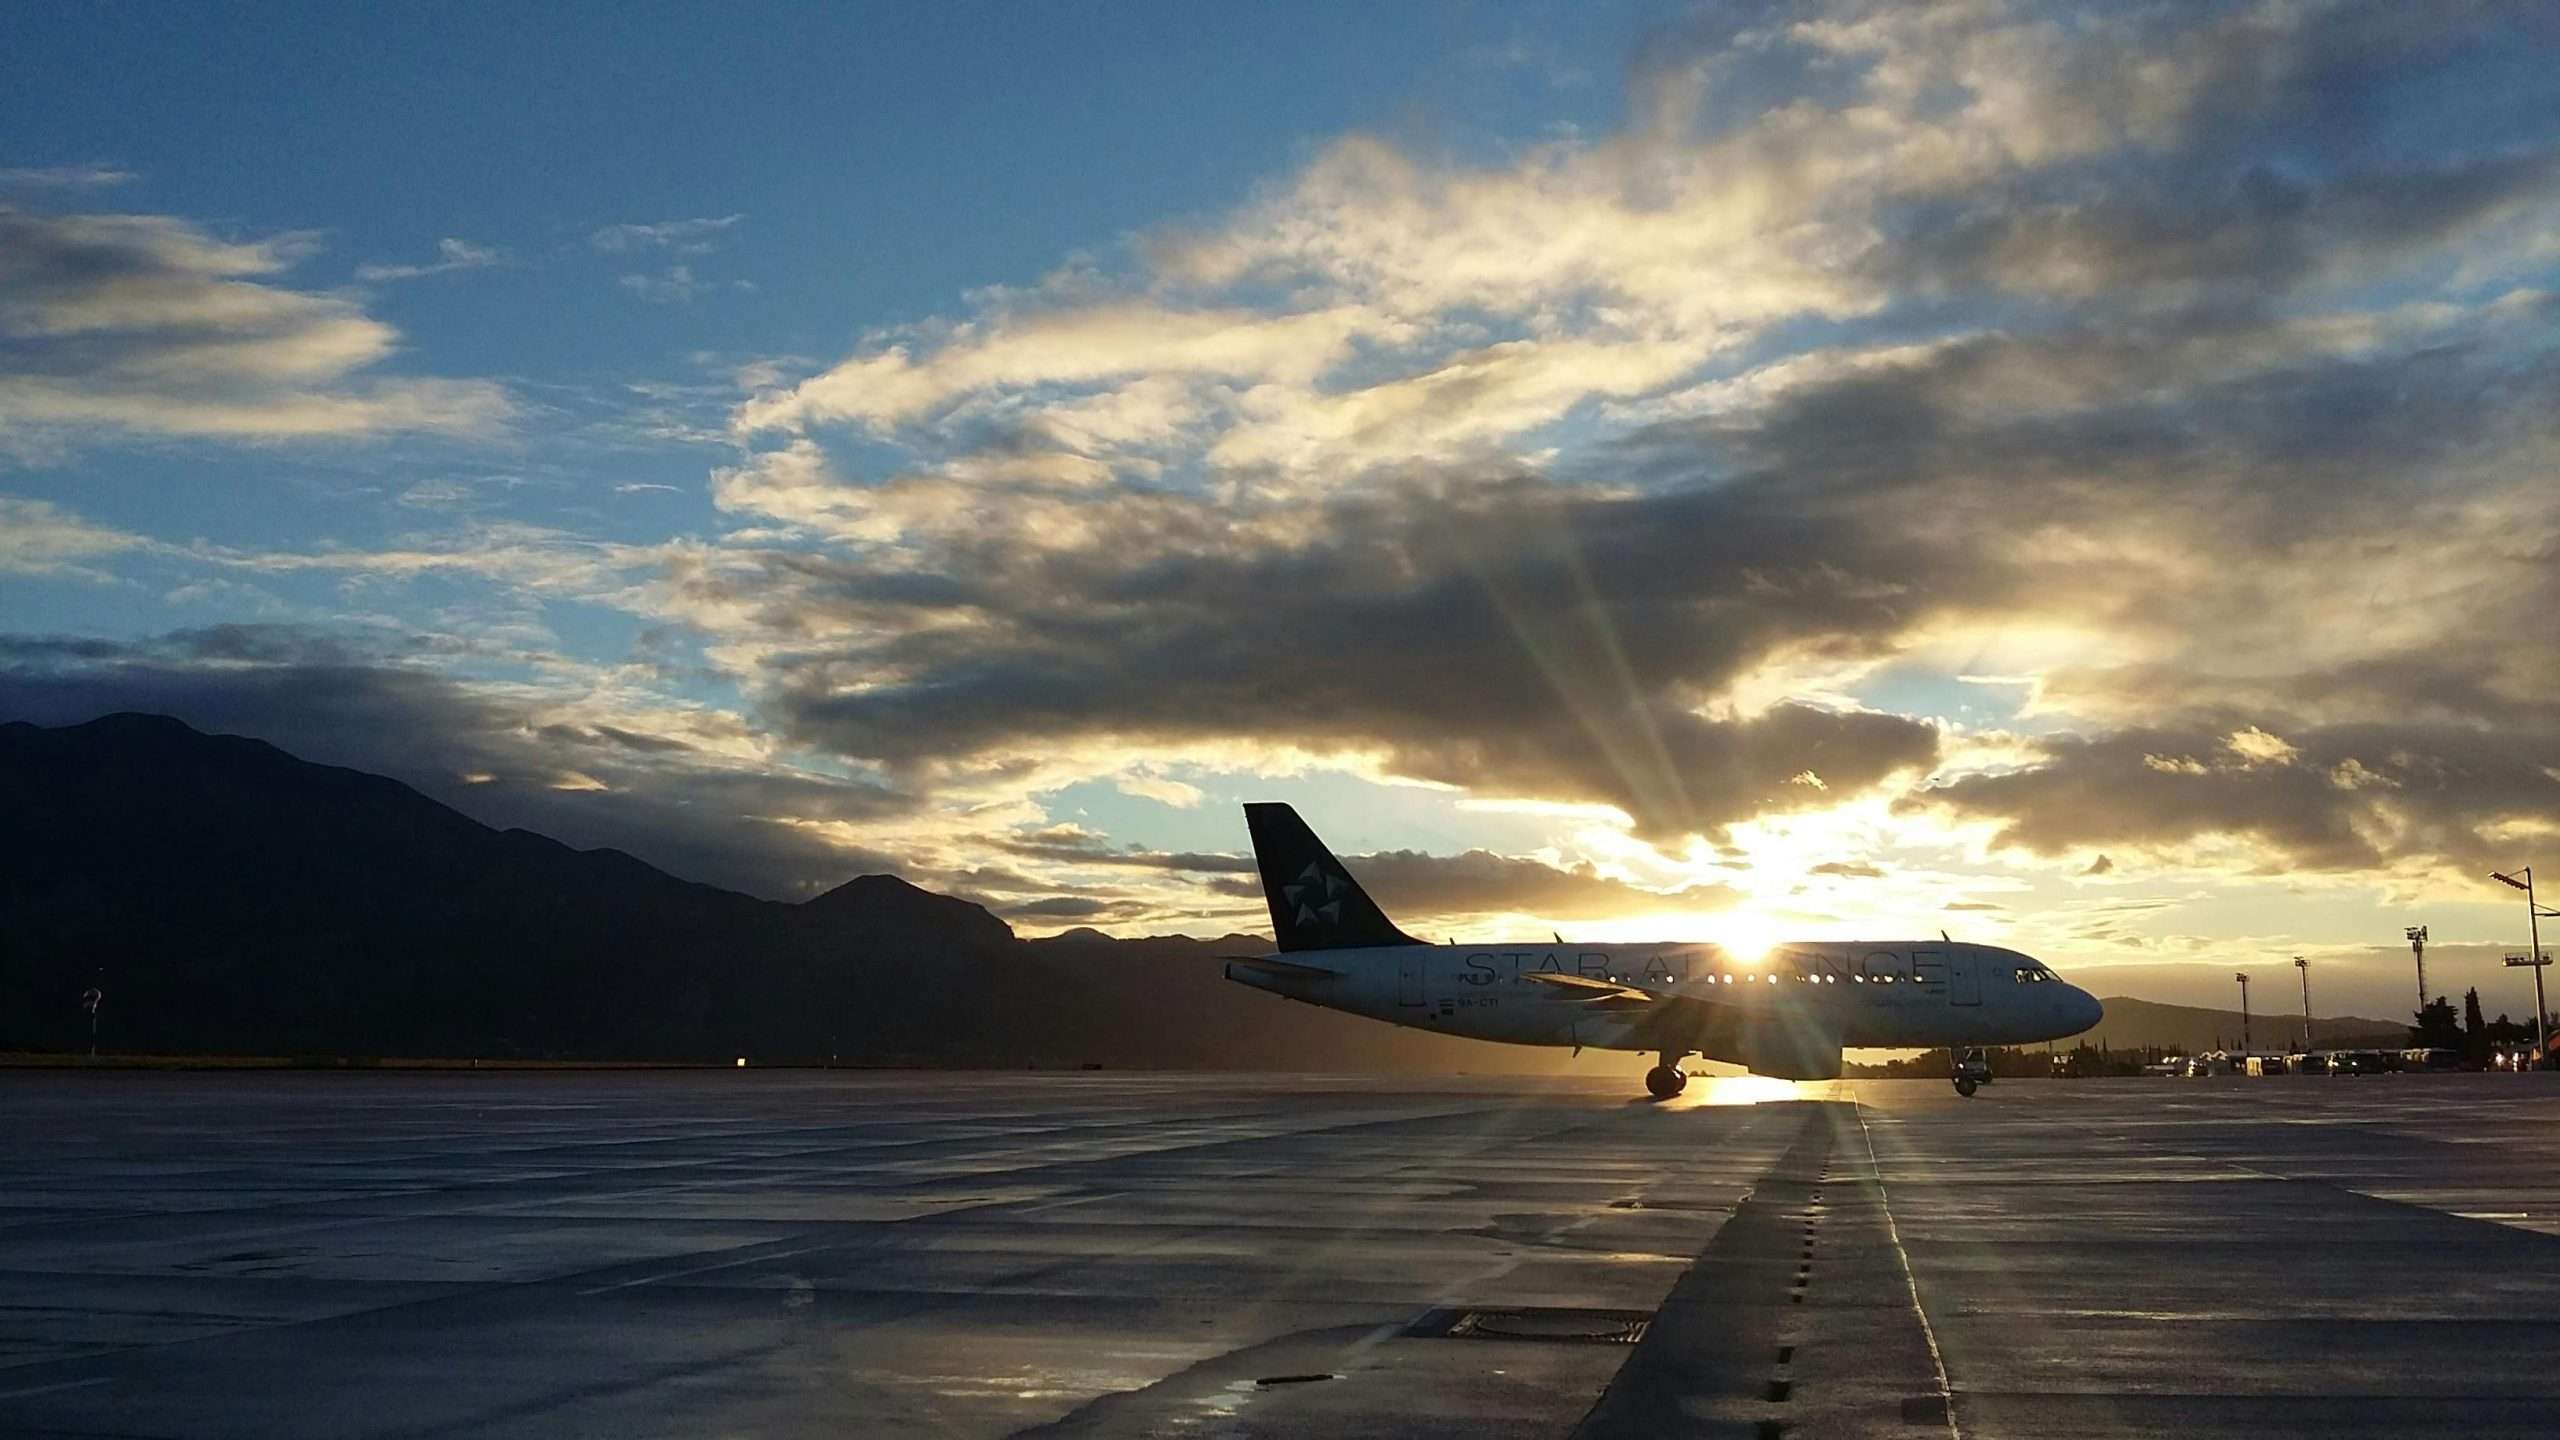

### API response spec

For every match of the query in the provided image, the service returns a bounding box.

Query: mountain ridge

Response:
[2081,994,2408,1053]
[0,712,1586,1074]
[12,712,2399,1071]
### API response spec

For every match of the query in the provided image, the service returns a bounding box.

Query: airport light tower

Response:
[2235,971,2252,1053]
[2294,956,2312,1053]
[2491,867,2553,1067]
[2405,925,2429,1014]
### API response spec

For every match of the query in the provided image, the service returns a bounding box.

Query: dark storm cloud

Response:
[1001,825,1740,922]
[1879,4,2559,299]
[717,286,2550,860]
[999,829,1258,875]
[689,281,2556,865]
[0,627,913,899]
[588,1,2556,887]
[536,721,699,755]
[1002,896,1119,919]
[1911,717,2560,875]
[1891,150,2560,308]
[1347,849,1742,922]
[1862,0,2560,306]
[1660,301,2560,526]
[1707,307,2558,876]
[732,472,1947,840]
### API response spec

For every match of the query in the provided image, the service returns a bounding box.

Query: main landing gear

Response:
[1951,1047,1993,1097]
[1645,1050,1689,1100]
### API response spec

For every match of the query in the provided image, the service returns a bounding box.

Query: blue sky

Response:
[6,1,2559,1022]
[5,4,1638,378]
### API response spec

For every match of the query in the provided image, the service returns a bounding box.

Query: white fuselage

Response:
[1227,939,2104,1058]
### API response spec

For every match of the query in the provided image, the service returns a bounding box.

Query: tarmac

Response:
[0,1069,2554,1438]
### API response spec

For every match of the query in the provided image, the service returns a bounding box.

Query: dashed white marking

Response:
[1857,1105,1962,1440]
[576,1240,839,1297]
[0,1376,113,1401]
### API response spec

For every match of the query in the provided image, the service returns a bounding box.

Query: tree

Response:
[2410,996,2461,1050]
[2463,987,2490,1068]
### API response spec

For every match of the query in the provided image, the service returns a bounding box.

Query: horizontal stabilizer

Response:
[1220,955,1343,981]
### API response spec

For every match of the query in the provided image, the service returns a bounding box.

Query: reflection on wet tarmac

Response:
[0,1072,2554,1438]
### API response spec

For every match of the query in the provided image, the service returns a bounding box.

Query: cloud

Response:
[1809,861,1885,879]
[711,292,2550,870]
[997,828,1258,876]
[735,302,1390,437]
[590,215,744,253]
[17,0,2555,943]
[712,465,1946,839]
[0,164,137,189]
[641,4,2541,879]
[995,825,1740,925]
[1911,715,2560,878]
[355,237,503,282]
[0,206,511,444]
[0,626,914,898]
[1115,772,1204,808]
[618,264,750,304]
[1345,848,1743,924]
[0,496,148,576]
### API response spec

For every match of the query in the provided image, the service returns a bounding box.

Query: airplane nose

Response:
[2070,987,2104,1034]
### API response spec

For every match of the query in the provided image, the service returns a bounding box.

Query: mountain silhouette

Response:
[0,713,1590,1073]
[2077,995,2406,1055]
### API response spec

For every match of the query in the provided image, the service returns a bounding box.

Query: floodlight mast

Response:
[2491,867,2551,1067]
[2235,971,2252,1052]
[2405,924,2429,1015]
[2294,956,2312,1052]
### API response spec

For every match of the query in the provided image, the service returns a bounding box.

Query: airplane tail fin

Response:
[1243,803,1425,953]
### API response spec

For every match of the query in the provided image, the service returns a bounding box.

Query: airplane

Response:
[1224,803,2103,1098]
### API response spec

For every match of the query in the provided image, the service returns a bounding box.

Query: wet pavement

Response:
[0,1070,2553,1438]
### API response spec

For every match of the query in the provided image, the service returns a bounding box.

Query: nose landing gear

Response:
[1644,1051,1689,1100]
[1951,1047,1991,1097]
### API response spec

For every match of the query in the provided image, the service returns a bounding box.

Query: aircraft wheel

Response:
[1953,1077,1978,1097]
[1644,1064,1687,1100]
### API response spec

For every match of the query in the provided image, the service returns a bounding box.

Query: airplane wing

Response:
[1522,970,1732,1006]
[1519,970,1673,1010]
[1523,971,1845,1079]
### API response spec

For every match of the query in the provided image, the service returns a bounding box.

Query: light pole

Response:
[2405,925,2429,1014]
[80,977,102,1059]
[2491,867,2553,1068]
[2235,971,2252,1053]
[2294,956,2312,1053]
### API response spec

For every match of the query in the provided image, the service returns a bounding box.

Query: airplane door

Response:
[1949,948,1981,1007]
[1398,950,1426,1007]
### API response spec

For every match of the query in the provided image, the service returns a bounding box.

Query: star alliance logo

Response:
[1284,861,1349,929]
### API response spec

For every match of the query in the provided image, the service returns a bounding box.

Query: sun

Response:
[1560,908,1790,958]
[1714,912,1786,965]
